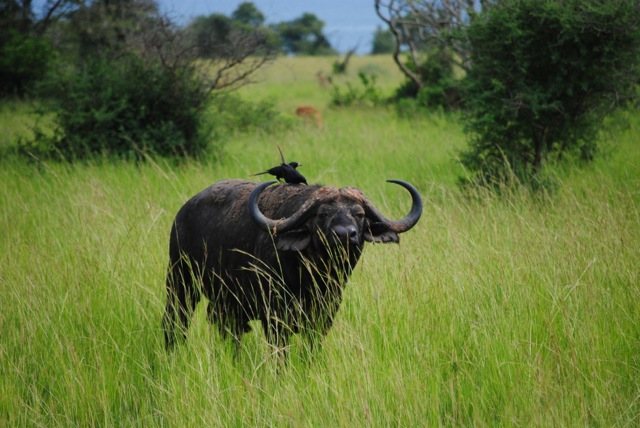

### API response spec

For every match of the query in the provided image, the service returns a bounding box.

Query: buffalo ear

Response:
[276,229,312,251]
[364,221,399,244]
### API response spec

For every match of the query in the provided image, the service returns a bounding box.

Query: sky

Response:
[157,0,385,54]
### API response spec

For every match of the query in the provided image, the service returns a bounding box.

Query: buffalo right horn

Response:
[364,180,423,233]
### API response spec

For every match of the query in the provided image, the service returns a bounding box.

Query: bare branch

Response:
[375,0,424,89]
[129,13,275,104]
[196,28,277,96]
[34,0,81,35]
[375,0,492,76]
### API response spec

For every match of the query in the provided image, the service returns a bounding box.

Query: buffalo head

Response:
[248,179,422,251]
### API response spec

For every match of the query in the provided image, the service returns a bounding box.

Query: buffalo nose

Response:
[333,225,359,245]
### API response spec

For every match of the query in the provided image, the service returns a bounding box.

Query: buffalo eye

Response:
[352,207,365,221]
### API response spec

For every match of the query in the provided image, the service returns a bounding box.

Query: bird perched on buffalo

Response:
[252,145,308,185]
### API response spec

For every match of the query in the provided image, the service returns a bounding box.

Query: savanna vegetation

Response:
[2,0,640,425]
[0,0,338,160]
[1,51,639,426]
[377,0,640,186]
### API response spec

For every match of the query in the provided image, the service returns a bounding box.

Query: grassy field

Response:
[1,55,639,426]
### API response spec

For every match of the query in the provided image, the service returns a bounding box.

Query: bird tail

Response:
[251,171,267,176]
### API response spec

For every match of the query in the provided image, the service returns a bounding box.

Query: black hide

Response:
[162,179,419,352]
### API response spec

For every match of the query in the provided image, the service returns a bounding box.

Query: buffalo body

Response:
[162,179,422,352]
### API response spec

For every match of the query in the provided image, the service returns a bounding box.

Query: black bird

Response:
[280,162,308,185]
[252,146,307,185]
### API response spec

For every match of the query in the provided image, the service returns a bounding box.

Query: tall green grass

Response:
[1,56,639,426]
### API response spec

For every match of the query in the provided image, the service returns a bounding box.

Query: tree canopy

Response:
[371,26,394,55]
[6,0,279,160]
[272,13,336,56]
[232,2,265,26]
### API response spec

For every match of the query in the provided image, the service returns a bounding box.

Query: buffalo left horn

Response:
[248,181,322,234]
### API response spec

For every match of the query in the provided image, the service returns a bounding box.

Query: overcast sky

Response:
[157,0,384,54]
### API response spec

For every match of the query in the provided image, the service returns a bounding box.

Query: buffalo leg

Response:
[207,301,251,356]
[163,263,201,349]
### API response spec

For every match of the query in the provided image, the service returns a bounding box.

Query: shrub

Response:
[16,1,277,162]
[25,54,211,160]
[330,72,382,107]
[461,0,640,187]
[209,94,289,137]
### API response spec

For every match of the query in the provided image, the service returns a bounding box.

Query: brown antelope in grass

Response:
[295,106,323,130]
[316,71,332,89]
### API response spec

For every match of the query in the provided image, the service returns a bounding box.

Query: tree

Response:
[186,13,234,58]
[374,0,491,91]
[332,46,357,74]
[185,3,278,62]
[232,2,264,26]
[371,26,394,54]
[461,0,640,186]
[0,0,56,96]
[273,13,335,56]
[58,0,160,58]
[394,47,464,110]
[22,0,277,160]
[0,29,52,97]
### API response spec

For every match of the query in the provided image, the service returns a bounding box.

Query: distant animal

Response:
[316,71,333,88]
[295,106,323,129]
[162,179,422,356]
[252,145,307,184]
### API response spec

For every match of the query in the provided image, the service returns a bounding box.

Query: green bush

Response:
[461,0,640,187]
[205,93,290,148]
[25,54,212,160]
[330,72,382,107]
[0,30,53,97]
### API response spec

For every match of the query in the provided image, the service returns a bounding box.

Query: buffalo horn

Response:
[364,180,423,233]
[249,180,422,235]
[248,181,321,234]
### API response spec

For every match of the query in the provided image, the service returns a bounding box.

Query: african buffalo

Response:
[162,179,422,353]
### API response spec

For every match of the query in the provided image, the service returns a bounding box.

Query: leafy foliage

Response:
[0,30,53,97]
[329,73,382,107]
[272,13,336,56]
[0,0,55,98]
[232,2,265,26]
[461,0,640,186]
[185,10,279,59]
[13,0,278,162]
[181,4,335,58]
[24,54,211,160]
[394,49,464,111]
[370,26,395,55]
[22,55,288,161]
